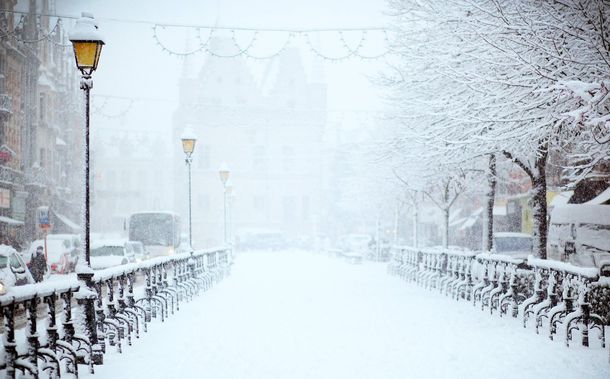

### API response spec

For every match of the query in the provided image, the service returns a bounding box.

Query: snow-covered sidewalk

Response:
[85,250,609,379]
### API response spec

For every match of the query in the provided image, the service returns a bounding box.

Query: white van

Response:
[548,203,610,267]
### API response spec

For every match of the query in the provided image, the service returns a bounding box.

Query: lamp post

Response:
[218,163,230,244]
[181,128,197,249]
[69,11,104,366]
[225,179,233,245]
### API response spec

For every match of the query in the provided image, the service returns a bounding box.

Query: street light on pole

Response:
[218,163,230,244]
[69,11,104,365]
[69,12,104,270]
[181,128,197,249]
[225,179,233,245]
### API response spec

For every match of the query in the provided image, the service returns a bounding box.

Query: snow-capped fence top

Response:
[476,252,526,266]
[527,255,600,279]
[0,276,80,306]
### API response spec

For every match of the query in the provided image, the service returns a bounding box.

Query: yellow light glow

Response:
[72,41,103,71]
[182,138,196,155]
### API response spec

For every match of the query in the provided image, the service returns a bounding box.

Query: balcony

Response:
[0,94,12,119]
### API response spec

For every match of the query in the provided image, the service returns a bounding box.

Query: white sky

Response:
[57,0,391,133]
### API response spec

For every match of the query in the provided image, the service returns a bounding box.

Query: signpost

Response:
[37,206,51,260]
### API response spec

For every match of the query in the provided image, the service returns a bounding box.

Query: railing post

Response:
[3,303,17,379]
[76,271,104,365]
[25,299,39,377]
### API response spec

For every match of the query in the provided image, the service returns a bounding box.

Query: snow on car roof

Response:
[91,239,127,249]
[493,232,531,238]
[46,234,79,240]
[0,244,17,257]
[552,204,610,225]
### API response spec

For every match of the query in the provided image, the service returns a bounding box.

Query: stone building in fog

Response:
[172,39,327,247]
[0,0,83,246]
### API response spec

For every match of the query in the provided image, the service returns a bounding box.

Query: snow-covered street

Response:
[83,251,609,379]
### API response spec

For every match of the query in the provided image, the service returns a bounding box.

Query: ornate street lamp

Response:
[218,163,230,244]
[181,128,197,248]
[69,11,104,365]
[69,12,104,269]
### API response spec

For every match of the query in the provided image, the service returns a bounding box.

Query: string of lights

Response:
[1,9,393,61]
[91,95,135,119]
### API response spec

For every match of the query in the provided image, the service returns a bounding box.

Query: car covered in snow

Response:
[238,230,286,251]
[125,240,150,263]
[26,234,80,274]
[548,202,610,267]
[338,234,373,263]
[90,239,136,270]
[492,232,532,259]
[0,245,35,295]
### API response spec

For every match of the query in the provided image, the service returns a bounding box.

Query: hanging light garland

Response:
[91,95,135,120]
[1,9,394,60]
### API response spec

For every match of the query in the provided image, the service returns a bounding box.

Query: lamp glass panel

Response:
[72,42,100,69]
[182,139,196,154]
[219,171,229,183]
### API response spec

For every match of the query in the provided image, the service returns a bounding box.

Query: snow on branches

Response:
[380,0,609,257]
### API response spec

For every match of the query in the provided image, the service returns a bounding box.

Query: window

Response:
[282,146,294,172]
[39,148,45,168]
[253,146,265,171]
[253,195,265,211]
[198,194,210,212]
[39,93,45,122]
[198,146,210,169]
[282,196,295,222]
[302,196,310,220]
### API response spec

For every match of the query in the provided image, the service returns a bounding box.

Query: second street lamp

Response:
[218,163,230,244]
[181,128,197,249]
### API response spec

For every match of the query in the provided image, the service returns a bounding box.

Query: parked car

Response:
[0,244,35,295]
[125,240,150,263]
[339,234,373,263]
[492,232,532,259]
[90,239,135,270]
[26,234,80,274]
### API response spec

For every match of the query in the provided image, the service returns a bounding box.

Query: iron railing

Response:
[388,246,609,358]
[0,247,231,378]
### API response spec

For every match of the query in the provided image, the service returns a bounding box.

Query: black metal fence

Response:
[388,246,610,360]
[0,247,231,378]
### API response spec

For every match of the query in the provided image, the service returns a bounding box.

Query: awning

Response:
[53,212,81,232]
[0,216,24,226]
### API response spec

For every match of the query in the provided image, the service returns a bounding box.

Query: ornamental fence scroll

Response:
[388,246,610,358]
[0,247,232,379]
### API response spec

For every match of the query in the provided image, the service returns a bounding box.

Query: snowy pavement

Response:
[84,250,609,379]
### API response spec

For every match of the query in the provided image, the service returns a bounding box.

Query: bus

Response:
[127,212,182,257]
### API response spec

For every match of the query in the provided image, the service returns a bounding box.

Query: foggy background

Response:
[56,0,392,247]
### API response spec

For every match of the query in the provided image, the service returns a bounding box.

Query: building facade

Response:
[172,40,327,247]
[0,0,83,248]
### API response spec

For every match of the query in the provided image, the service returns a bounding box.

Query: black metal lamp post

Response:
[69,12,105,366]
[225,179,233,244]
[69,12,104,269]
[218,163,230,244]
[181,128,197,249]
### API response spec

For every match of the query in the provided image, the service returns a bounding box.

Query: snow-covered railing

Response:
[388,246,610,357]
[0,246,232,379]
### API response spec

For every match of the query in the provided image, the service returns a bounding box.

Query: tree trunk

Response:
[483,154,497,251]
[531,148,548,259]
[413,203,418,248]
[442,208,449,248]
